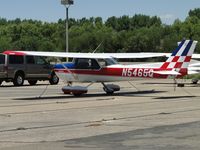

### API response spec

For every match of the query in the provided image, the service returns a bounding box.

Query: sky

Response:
[0,0,200,24]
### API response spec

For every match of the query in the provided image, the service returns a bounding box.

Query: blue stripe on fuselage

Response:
[54,63,75,69]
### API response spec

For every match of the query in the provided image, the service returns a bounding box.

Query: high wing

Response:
[191,54,200,59]
[15,51,166,59]
[188,63,200,74]
[15,51,200,59]
[188,70,199,75]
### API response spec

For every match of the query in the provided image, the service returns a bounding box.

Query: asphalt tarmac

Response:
[0,79,200,150]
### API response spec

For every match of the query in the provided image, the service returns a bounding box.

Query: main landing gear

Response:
[62,86,88,96]
[61,82,120,96]
[101,83,120,95]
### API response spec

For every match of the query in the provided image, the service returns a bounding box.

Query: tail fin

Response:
[160,40,198,71]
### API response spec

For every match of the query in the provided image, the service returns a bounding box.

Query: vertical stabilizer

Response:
[160,40,198,72]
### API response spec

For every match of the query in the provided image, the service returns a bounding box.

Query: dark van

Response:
[0,51,59,86]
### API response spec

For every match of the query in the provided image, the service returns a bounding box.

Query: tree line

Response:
[0,8,200,53]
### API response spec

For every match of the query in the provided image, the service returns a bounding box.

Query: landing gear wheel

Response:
[102,83,120,95]
[49,73,59,85]
[106,91,114,95]
[28,80,37,85]
[72,93,83,97]
[177,83,184,87]
[192,79,198,84]
[103,87,114,95]
[13,73,24,86]
[62,86,88,96]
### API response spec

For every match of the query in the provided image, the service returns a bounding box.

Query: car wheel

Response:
[49,73,59,85]
[13,73,24,86]
[28,80,38,85]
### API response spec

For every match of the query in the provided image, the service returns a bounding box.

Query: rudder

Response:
[160,40,198,71]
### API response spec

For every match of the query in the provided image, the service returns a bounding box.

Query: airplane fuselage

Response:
[54,64,186,83]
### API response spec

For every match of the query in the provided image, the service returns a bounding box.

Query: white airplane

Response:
[8,39,197,96]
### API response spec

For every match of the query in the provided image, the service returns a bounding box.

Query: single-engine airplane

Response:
[12,39,197,96]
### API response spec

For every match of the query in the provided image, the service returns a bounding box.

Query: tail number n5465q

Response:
[122,68,153,78]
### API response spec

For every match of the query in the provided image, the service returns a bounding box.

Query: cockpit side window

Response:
[75,58,100,70]
[75,59,89,69]
[90,59,100,69]
[98,59,107,67]
[98,58,118,67]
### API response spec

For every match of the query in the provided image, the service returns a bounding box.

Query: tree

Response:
[0,9,199,54]
[189,8,200,19]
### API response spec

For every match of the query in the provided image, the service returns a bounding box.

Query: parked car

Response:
[0,51,59,86]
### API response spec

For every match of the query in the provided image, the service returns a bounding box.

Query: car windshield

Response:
[0,54,5,64]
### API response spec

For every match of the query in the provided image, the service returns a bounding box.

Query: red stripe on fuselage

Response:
[55,68,123,76]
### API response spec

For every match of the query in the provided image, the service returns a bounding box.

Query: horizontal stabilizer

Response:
[153,70,181,75]
[188,70,199,75]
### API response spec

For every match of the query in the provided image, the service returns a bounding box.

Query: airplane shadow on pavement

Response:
[13,90,167,101]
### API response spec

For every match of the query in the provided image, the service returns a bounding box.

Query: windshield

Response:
[0,54,5,64]
[105,58,118,65]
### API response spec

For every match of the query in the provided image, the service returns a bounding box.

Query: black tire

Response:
[73,93,83,97]
[103,87,114,95]
[28,80,37,85]
[13,73,24,86]
[106,91,114,95]
[0,81,2,86]
[49,73,59,85]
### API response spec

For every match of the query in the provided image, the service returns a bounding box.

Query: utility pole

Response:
[61,0,74,61]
